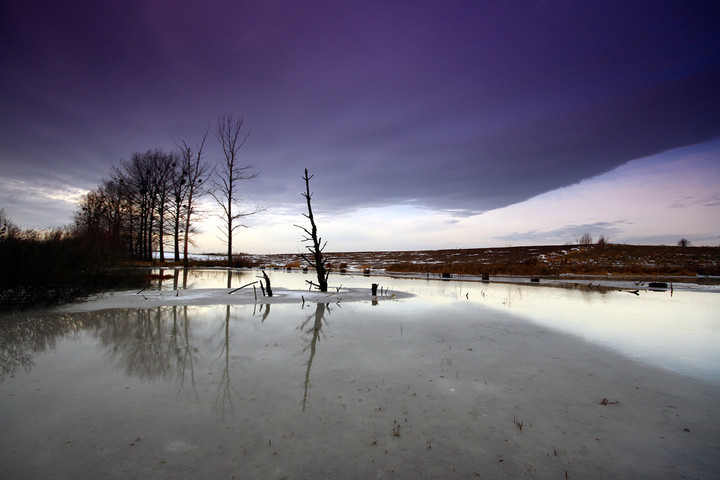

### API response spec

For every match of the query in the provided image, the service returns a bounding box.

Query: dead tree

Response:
[295,169,329,292]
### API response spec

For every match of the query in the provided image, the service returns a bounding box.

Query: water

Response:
[1,269,719,479]
[148,268,720,382]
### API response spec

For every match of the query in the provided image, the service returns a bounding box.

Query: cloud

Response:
[1,0,719,248]
[495,221,633,245]
[0,178,86,229]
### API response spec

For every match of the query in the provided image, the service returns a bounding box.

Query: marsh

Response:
[1,270,718,479]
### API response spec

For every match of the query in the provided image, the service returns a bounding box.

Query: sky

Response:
[1,0,719,253]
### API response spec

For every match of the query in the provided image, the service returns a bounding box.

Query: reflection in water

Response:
[3,278,720,480]
[171,269,190,290]
[103,308,171,381]
[149,267,249,290]
[254,302,271,322]
[2,272,719,395]
[214,305,235,416]
[300,303,329,411]
[172,306,200,404]
[0,313,83,382]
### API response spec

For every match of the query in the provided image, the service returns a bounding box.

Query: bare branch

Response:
[212,113,262,266]
[296,168,330,292]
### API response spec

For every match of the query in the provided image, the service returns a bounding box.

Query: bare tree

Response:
[152,151,177,262]
[296,169,330,292]
[73,145,203,262]
[109,149,176,260]
[576,232,593,245]
[211,113,261,267]
[678,238,691,247]
[176,125,212,267]
[168,158,187,262]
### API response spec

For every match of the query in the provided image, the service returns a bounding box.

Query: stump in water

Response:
[262,270,273,297]
[371,283,379,296]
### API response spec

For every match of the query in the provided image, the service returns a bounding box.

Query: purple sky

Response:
[2,1,719,252]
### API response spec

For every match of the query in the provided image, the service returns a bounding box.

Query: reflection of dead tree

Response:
[295,169,330,292]
[253,303,271,322]
[300,303,329,411]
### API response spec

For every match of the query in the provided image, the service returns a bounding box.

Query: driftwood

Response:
[228,280,259,294]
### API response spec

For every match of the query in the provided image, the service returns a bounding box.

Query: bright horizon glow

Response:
[189,139,720,254]
[2,139,718,254]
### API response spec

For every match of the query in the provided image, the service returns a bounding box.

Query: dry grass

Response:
[249,244,720,279]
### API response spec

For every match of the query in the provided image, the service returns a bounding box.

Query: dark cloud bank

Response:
[1,0,719,226]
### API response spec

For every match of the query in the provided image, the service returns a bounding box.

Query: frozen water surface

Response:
[1,269,719,479]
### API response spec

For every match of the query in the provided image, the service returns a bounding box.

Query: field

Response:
[244,244,720,280]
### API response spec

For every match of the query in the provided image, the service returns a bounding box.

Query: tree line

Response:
[73,113,260,267]
[1,110,335,308]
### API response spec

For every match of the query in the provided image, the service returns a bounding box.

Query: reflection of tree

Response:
[300,303,329,411]
[0,313,82,381]
[88,307,206,399]
[2,304,254,419]
[100,308,172,381]
[213,305,236,416]
[225,269,249,289]
[171,306,201,405]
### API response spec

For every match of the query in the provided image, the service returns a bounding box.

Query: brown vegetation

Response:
[250,244,720,280]
[0,229,149,311]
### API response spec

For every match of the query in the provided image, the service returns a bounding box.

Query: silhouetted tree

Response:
[211,113,261,267]
[296,169,329,292]
[176,125,212,267]
[169,157,187,262]
[102,149,178,260]
[152,151,178,262]
[678,238,691,247]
